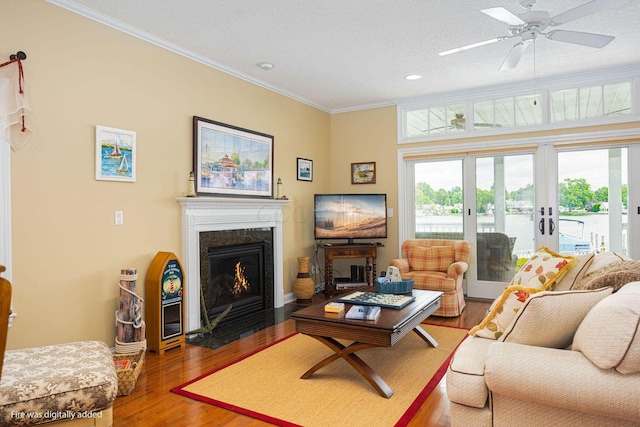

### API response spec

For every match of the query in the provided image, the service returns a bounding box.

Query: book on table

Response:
[345,305,381,321]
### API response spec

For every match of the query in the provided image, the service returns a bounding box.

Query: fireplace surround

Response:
[178,197,289,333]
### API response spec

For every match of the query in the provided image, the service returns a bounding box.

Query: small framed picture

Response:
[297,157,313,182]
[95,125,136,182]
[351,162,376,184]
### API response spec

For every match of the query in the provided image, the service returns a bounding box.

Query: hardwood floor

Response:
[113,297,491,426]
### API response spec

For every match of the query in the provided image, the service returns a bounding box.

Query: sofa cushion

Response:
[553,253,594,291]
[499,287,613,348]
[407,245,454,272]
[446,336,494,408]
[576,260,640,293]
[583,251,630,276]
[572,282,640,374]
[469,247,574,340]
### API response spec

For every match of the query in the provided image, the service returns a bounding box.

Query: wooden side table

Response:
[320,243,382,294]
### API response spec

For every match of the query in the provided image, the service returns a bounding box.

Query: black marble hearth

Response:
[186,302,306,349]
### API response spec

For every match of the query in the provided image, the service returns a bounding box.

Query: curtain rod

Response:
[0,51,27,69]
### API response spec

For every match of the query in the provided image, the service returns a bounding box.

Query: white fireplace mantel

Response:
[177,196,289,333]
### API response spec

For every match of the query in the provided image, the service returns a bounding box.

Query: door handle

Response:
[549,218,555,236]
[538,218,545,235]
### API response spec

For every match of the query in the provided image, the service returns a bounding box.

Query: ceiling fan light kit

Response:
[438,0,629,71]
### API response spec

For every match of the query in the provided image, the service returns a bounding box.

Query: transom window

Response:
[400,71,636,143]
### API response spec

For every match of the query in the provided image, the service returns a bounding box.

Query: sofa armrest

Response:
[389,258,410,274]
[485,342,640,423]
[448,261,468,278]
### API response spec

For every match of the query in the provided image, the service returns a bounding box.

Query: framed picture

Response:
[351,162,376,184]
[95,125,136,182]
[193,116,273,198]
[297,157,313,182]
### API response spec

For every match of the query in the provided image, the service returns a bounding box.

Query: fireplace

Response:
[178,197,288,333]
[201,231,274,323]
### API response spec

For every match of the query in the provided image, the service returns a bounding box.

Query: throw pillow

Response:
[583,251,629,276]
[407,246,455,272]
[552,253,594,291]
[575,260,640,292]
[469,246,574,340]
[499,287,613,348]
[572,282,640,374]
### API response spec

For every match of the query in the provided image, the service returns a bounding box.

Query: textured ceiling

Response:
[49,0,640,112]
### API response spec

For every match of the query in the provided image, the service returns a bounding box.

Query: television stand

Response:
[320,243,383,295]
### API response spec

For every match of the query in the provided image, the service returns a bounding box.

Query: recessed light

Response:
[405,74,422,80]
[257,62,274,71]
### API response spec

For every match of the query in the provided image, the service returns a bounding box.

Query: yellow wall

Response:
[3,0,334,348]
[328,107,400,274]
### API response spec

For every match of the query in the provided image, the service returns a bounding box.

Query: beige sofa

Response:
[447,252,640,427]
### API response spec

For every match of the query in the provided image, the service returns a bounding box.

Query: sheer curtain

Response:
[0,59,31,151]
[0,59,31,280]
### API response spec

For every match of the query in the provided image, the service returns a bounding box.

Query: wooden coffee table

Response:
[291,288,443,398]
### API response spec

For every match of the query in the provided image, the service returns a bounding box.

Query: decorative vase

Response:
[293,257,315,301]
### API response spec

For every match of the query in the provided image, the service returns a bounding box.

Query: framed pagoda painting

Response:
[193,116,273,198]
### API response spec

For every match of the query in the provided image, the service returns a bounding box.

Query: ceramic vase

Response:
[293,257,315,301]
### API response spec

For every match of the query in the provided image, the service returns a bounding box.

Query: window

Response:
[399,69,636,143]
[551,81,631,123]
[406,104,466,137]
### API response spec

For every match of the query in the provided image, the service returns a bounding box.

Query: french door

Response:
[404,142,640,299]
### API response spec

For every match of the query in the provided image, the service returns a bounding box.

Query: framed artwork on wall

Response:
[95,125,136,182]
[297,157,313,182]
[351,162,376,184]
[193,116,273,198]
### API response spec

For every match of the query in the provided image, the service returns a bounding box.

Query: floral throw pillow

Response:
[469,246,574,340]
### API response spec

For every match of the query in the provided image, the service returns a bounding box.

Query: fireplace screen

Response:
[206,242,266,321]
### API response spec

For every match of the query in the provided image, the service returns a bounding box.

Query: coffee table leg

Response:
[300,335,394,398]
[413,325,439,347]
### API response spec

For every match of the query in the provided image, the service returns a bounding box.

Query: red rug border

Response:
[171,323,469,427]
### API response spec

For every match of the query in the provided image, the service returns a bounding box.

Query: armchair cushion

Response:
[499,286,613,348]
[407,245,454,272]
[470,247,574,340]
[572,281,640,374]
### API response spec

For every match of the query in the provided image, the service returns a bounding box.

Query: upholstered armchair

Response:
[389,239,470,317]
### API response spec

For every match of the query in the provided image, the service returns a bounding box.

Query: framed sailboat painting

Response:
[95,125,136,182]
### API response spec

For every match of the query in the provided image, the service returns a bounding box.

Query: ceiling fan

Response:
[438,0,629,71]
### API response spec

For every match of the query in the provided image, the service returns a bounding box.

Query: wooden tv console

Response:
[320,243,383,294]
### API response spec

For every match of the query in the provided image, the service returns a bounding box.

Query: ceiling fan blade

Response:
[499,41,531,71]
[438,37,507,56]
[550,0,629,26]
[481,7,526,26]
[546,30,615,48]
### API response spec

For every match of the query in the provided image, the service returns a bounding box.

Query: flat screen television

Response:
[314,194,387,244]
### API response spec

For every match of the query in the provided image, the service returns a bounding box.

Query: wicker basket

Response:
[375,278,414,294]
[113,348,145,396]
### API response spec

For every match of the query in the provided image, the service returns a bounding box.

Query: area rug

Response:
[171,324,468,427]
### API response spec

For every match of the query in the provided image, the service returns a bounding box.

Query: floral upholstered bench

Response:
[0,341,118,426]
